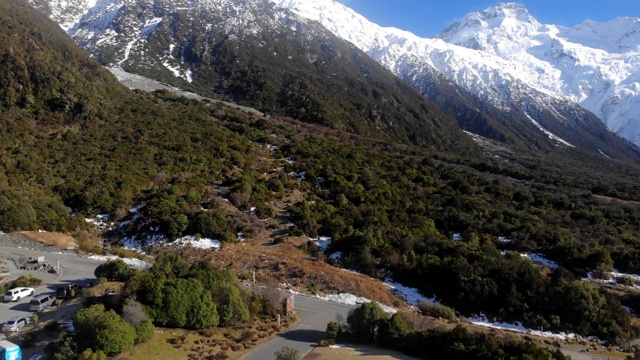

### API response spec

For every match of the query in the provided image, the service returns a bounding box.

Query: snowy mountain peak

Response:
[436,2,543,56]
[478,3,534,22]
[270,0,416,52]
[564,17,640,53]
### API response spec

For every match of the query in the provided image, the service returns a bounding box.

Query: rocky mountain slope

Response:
[27,0,478,154]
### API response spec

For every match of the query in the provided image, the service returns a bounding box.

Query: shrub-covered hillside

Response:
[4,0,640,345]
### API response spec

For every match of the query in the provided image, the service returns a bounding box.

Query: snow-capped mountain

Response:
[272,1,640,148]
[437,3,640,144]
[27,0,640,161]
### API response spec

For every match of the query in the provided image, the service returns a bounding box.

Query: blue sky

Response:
[338,1,640,38]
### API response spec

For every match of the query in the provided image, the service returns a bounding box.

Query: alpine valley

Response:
[6,0,640,357]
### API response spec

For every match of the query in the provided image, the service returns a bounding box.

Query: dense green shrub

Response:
[134,320,156,343]
[340,304,569,360]
[417,302,456,321]
[346,302,389,343]
[131,254,265,330]
[94,260,132,282]
[326,321,340,339]
[74,304,136,355]
[142,277,219,329]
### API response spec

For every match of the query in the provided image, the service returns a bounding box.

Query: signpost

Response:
[284,295,294,316]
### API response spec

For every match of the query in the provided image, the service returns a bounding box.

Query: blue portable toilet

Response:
[0,340,21,360]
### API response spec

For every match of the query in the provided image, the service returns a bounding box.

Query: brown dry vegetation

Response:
[113,315,297,360]
[18,231,78,248]
[154,238,403,309]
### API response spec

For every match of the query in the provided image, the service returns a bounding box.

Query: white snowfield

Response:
[88,255,151,270]
[171,235,221,250]
[467,314,585,341]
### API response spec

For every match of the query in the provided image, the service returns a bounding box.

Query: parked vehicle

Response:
[3,288,34,302]
[0,340,21,360]
[2,317,30,332]
[29,294,56,312]
[55,284,79,299]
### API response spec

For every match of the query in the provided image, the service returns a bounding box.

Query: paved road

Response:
[241,294,353,360]
[0,246,103,325]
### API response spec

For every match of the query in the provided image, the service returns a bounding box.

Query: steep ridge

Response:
[271,0,640,162]
[28,0,478,154]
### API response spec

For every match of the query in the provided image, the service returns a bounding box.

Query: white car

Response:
[3,287,35,302]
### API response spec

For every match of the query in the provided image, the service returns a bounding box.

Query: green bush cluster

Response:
[74,304,137,355]
[417,302,456,321]
[341,302,568,360]
[130,254,269,329]
[94,260,132,282]
[4,275,42,288]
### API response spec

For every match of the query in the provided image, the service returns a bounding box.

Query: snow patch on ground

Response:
[85,214,112,230]
[140,17,162,37]
[88,255,151,270]
[316,293,396,314]
[384,278,436,306]
[288,171,307,181]
[524,113,574,147]
[520,253,559,269]
[311,236,332,251]
[171,235,221,250]
[610,270,640,282]
[121,233,168,251]
[328,252,342,262]
[584,270,640,288]
[467,314,582,341]
[623,306,635,316]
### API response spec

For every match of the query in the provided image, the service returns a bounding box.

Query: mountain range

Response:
[275,1,640,147]
[25,0,640,165]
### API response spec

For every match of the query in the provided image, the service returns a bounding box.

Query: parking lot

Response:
[0,245,103,336]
